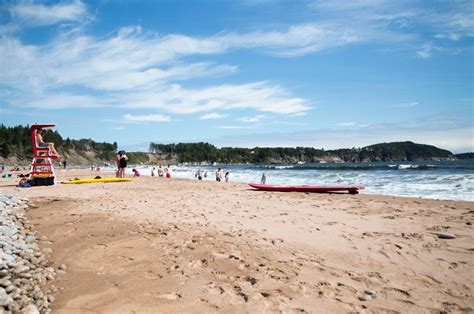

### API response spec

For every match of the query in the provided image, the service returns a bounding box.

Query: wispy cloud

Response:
[238,115,266,123]
[217,125,248,129]
[0,25,312,115]
[7,0,90,27]
[199,113,228,120]
[337,122,369,128]
[310,0,474,58]
[389,101,419,108]
[123,114,170,123]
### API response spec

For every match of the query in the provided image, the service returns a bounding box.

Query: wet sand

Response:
[1,170,473,313]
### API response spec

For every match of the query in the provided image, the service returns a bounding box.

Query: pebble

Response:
[23,304,40,314]
[0,288,13,307]
[364,289,376,297]
[13,266,30,274]
[25,235,36,244]
[0,279,11,288]
[59,264,67,271]
[0,194,54,312]
[437,232,456,239]
[359,294,372,301]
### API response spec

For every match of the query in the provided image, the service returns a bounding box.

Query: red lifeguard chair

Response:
[30,124,60,185]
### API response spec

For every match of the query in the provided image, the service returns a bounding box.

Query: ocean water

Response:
[108,160,474,202]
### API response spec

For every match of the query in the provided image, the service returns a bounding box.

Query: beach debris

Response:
[0,194,57,313]
[436,232,456,239]
[365,289,376,297]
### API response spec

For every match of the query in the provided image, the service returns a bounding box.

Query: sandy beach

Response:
[0,169,473,313]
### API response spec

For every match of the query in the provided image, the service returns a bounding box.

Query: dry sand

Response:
[0,170,473,313]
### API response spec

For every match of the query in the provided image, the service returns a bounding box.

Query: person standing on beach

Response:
[225,171,229,182]
[117,151,128,178]
[158,165,164,177]
[166,164,172,178]
[151,167,156,177]
[215,168,222,182]
[261,172,266,184]
[63,158,67,170]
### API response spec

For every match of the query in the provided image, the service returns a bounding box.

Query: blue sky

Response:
[0,0,473,152]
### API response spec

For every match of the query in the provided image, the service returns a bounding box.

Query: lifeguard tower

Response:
[30,124,59,185]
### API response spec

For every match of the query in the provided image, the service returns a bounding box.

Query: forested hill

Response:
[149,141,456,163]
[454,152,474,159]
[0,125,119,165]
[0,125,461,165]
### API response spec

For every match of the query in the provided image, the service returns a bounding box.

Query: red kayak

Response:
[249,183,364,194]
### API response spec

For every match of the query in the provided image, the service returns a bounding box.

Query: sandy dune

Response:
[1,170,472,313]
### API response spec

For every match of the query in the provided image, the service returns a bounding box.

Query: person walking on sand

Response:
[261,172,266,184]
[225,171,229,182]
[166,164,172,178]
[117,151,128,178]
[151,167,156,177]
[215,168,222,182]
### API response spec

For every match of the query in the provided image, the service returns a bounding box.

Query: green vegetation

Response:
[0,125,117,162]
[455,152,474,159]
[149,141,453,163]
[149,142,327,163]
[328,141,454,162]
[0,125,457,165]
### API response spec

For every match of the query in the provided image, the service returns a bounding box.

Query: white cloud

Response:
[199,113,228,120]
[0,26,312,115]
[217,125,248,129]
[123,114,170,123]
[238,115,266,123]
[389,102,418,108]
[434,33,461,41]
[337,122,369,128]
[8,1,89,26]
[310,0,474,58]
[217,23,365,57]
[417,43,435,59]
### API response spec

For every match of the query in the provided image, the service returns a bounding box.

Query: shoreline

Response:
[2,160,473,202]
[0,170,472,312]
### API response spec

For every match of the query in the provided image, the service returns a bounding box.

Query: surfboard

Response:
[63,178,132,184]
[249,183,364,194]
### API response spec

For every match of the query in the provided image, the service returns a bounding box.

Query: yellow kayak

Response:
[63,178,132,184]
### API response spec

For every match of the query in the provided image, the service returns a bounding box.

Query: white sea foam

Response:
[102,161,473,202]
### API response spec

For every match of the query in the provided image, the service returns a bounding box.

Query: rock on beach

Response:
[0,194,58,313]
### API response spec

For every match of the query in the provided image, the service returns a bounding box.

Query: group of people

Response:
[194,169,208,180]
[116,151,173,178]
[150,165,172,178]
[215,168,230,182]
